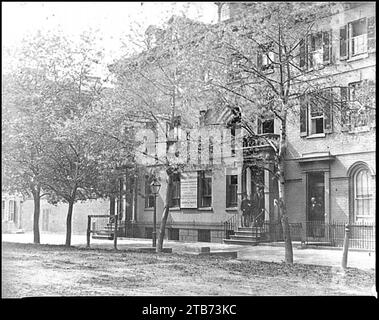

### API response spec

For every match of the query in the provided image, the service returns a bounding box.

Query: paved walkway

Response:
[2,232,375,271]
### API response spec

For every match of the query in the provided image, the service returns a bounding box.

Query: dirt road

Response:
[2,242,375,297]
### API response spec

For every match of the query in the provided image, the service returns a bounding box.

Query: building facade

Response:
[118,2,375,245]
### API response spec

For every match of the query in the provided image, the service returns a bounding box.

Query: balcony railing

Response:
[244,133,280,149]
[343,104,376,131]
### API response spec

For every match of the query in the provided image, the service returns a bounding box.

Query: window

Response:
[340,16,376,60]
[168,228,179,240]
[257,42,275,72]
[300,89,333,136]
[170,173,181,208]
[344,81,375,130]
[226,175,238,208]
[198,229,211,242]
[300,31,332,69]
[144,177,155,208]
[2,200,5,221]
[353,168,374,221]
[309,102,325,134]
[258,118,274,134]
[308,32,323,69]
[228,53,244,82]
[8,200,16,222]
[145,227,153,239]
[350,18,368,56]
[198,170,212,208]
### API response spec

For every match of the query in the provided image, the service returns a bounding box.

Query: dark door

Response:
[307,172,325,238]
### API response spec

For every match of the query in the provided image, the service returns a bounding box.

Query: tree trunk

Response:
[278,107,293,264]
[277,160,293,264]
[32,184,41,244]
[110,195,115,215]
[156,170,173,253]
[65,199,75,247]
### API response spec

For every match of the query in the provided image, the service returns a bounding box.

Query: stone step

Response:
[92,235,114,240]
[237,227,264,232]
[223,238,260,246]
[234,230,262,236]
[230,235,261,241]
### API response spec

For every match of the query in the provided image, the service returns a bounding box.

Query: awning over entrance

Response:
[296,152,335,164]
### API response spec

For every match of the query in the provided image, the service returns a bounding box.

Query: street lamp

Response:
[150,178,161,247]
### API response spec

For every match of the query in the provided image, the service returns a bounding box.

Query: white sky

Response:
[2,2,218,64]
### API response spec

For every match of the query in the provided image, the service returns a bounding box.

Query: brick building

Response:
[115,2,375,246]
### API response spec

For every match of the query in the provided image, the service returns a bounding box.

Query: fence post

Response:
[114,215,118,250]
[341,224,350,269]
[86,216,91,248]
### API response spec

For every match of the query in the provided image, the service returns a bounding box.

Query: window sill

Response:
[306,133,326,139]
[347,53,369,62]
[169,207,181,212]
[226,207,238,212]
[198,207,213,211]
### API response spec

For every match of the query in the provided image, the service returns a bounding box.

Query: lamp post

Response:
[150,178,161,247]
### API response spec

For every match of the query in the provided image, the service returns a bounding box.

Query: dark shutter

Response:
[300,95,308,136]
[257,51,263,70]
[324,89,333,133]
[322,30,332,64]
[367,16,376,52]
[340,87,350,131]
[257,117,262,134]
[340,25,348,59]
[226,176,230,207]
[299,39,306,68]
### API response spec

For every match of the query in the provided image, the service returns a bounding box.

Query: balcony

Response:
[244,133,280,151]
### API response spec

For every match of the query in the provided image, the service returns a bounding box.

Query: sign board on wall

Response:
[180,172,198,208]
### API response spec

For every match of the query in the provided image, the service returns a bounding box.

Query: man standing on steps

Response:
[251,186,264,227]
[240,194,252,227]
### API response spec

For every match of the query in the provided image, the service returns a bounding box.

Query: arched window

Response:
[350,165,374,222]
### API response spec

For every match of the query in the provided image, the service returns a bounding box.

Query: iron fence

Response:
[223,218,375,250]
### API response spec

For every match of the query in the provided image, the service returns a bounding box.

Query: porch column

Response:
[237,166,243,226]
[246,167,252,198]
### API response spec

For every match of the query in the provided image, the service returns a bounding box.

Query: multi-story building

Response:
[118,2,375,248]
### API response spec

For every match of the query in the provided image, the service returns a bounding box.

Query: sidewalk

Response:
[2,232,375,271]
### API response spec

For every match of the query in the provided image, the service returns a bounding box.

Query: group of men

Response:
[240,186,265,227]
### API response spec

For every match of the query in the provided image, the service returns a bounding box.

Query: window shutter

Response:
[300,95,308,136]
[226,176,230,207]
[257,117,262,134]
[367,16,376,53]
[257,52,263,70]
[299,39,306,68]
[322,30,332,64]
[340,25,348,59]
[340,87,350,131]
[324,89,333,133]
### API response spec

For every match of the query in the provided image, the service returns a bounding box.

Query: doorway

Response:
[307,172,325,238]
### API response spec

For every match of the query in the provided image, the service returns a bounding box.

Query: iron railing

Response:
[223,219,375,250]
[223,213,240,239]
[304,220,375,250]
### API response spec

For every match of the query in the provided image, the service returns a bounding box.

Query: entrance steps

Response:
[223,226,264,245]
